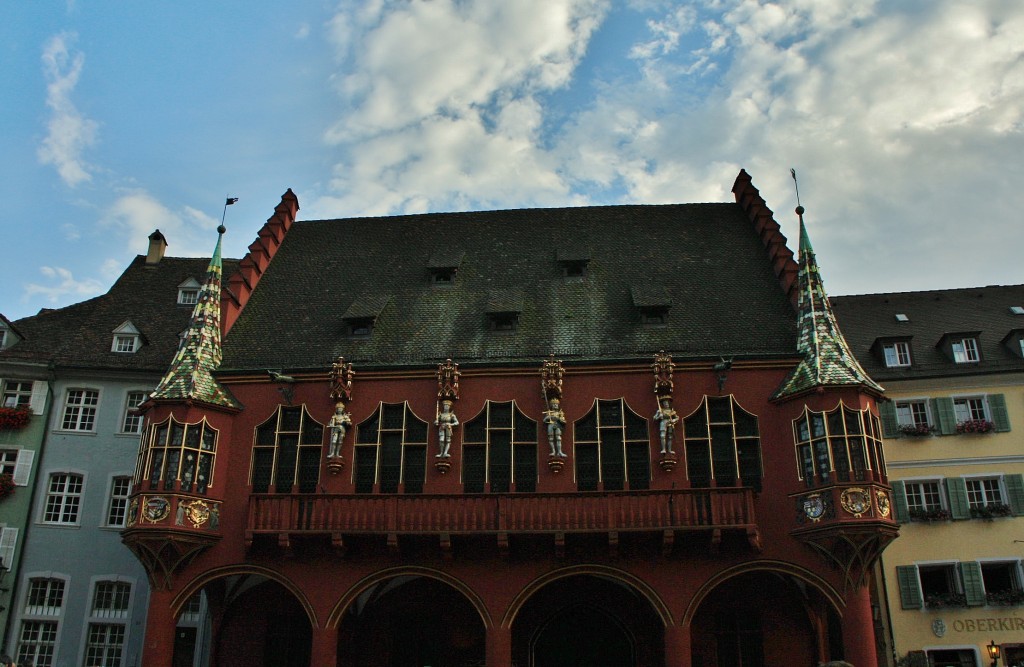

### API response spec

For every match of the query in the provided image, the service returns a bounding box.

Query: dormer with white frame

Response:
[111,321,142,354]
[0,315,22,350]
[177,278,201,306]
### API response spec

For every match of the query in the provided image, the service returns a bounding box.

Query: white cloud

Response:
[37,32,98,187]
[101,191,217,258]
[24,266,105,304]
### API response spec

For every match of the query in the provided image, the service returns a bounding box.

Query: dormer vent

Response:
[486,289,523,331]
[557,247,591,279]
[631,284,672,325]
[342,295,391,337]
[427,249,465,286]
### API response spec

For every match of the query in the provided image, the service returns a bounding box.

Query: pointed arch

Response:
[172,564,318,628]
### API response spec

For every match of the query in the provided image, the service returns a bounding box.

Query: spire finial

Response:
[790,168,805,221]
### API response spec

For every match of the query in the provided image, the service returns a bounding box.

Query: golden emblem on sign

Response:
[143,496,170,523]
[183,500,212,528]
[876,490,891,518]
[840,487,871,518]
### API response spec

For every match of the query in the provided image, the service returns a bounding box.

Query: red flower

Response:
[0,406,31,431]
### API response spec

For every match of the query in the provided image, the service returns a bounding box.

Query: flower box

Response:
[899,423,935,437]
[0,473,14,501]
[0,406,31,431]
[925,592,967,609]
[987,589,1024,606]
[970,503,1012,520]
[957,419,995,434]
[908,507,951,522]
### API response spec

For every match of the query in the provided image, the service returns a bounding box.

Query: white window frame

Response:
[953,396,988,423]
[60,389,99,432]
[83,578,133,667]
[23,577,66,617]
[41,472,84,525]
[0,526,18,570]
[104,476,132,528]
[883,341,912,367]
[177,278,201,306]
[111,334,138,353]
[952,337,980,363]
[904,479,945,513]
[120,391,147,434]
[895,399,931,428]
[965,476,1004,508]
[16,618,58,667]
[2,380,33,408]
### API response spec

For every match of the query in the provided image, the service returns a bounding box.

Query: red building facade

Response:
[123,172,897,667]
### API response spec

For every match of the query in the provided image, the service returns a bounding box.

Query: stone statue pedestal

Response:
[327,459,345,475]
[434,458,452,475]
[546,456,565,474]
[658,455,678,473]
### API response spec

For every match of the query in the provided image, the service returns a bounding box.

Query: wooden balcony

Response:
[246,488,761,554]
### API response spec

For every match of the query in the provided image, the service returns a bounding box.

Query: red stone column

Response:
[842,584,879,667]
[664,624,692,667]
[141,587,177,667]
[486,624,512,667]
[311,624,338,667]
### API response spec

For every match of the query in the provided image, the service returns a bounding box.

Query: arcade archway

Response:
[336,575,486,667]
[688,570,840,667]
[511,573,665,667]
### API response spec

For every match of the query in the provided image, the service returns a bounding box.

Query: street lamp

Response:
[987,640,1001,667]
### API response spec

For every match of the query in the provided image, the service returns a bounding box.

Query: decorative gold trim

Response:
[875,490,891,518]
[840,487,870,518]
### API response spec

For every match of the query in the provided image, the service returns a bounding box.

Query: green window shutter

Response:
[1005,474,1024,516]
[891,480,910,523]
[961,561,986,606]
[946,477,970,520]
[878,401,900,438]
[988,393,1011,432]
[932,397,956,435]
[896,565,923,609]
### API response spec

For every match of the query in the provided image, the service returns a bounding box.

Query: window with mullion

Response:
[905,481,943,513]
[462,401,537,493]
[143,417,218,494]
[793,405,882,487]
[953,397,987,423]
[353,402,428,494]
[896,400,930,428]
[966,478,1003,508]
[61,389,98,431]
[17,620,57,667]
[43,473,83,524]
[685,396,763,490]
[2,380,33,408]
[250,406,324,494]
[105,476,132,527]
[120,392,147,434]
[25,578,65,616]
[952,337,980,363]
[883,341,912,367]
[573,399,649,491]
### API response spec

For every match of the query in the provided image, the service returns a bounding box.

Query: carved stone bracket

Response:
[434,459,452,475]
[122,528,221,590]
[657,455,678,473]
[327,459,345,475]
[546,455,565,474]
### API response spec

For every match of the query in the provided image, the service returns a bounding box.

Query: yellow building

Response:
[834,286,1024,667]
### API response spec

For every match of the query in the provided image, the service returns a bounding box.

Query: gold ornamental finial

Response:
[329,356,354,403]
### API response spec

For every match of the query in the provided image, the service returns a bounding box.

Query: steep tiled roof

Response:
[773,218,883,400]
[832,284,1024,381]
[150,231,239,408]
[222,202,800,371]
[1,255,239,373]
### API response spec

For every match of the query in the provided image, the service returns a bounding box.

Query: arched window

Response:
[354,402,428,494]
[573,399,650,492]
[793,403,885,488]
[141,418,218,493]
[250,406,325,494]
[683,395,762,491]
[462,401,537,493]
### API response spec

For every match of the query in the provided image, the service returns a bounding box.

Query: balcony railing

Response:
[247,488,757,543]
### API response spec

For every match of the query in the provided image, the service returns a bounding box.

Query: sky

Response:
[3,0,1023,322]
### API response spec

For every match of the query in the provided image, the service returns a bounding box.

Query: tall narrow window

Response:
[141,418,218,494]
[106,476,132,527]
[250,406,325,494]
[43,473,83,524]
[573,399,650,491]
[17,621,57,667]
[24,578,65,616]
[683,395,763,491]
[462,401,537,493]
[353,403,429,494]
[793,404,885,488]
[120,392,146,434]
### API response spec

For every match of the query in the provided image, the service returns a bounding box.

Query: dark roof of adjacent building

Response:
[221,202,801,371]
[831,284,1024,381]
[0,255,239,373]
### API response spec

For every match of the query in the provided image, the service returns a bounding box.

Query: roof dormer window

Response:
[427,250,464,288]
[342,295,391,339]
[1002,330,1024,359]
[936,332,982,364]
[177,278,201,305]
[631,284,672,327]
[557,248,590,281]
[883,341,912,368]
[486,289,523,333]
[111,321,142,354]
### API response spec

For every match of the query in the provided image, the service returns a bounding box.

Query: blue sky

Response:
[3,1,1023,321]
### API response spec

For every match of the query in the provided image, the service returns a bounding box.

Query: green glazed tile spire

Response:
[150,227,239,408]
[773,216,883,400]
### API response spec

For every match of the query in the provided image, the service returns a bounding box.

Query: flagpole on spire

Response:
[221,196,239,228]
